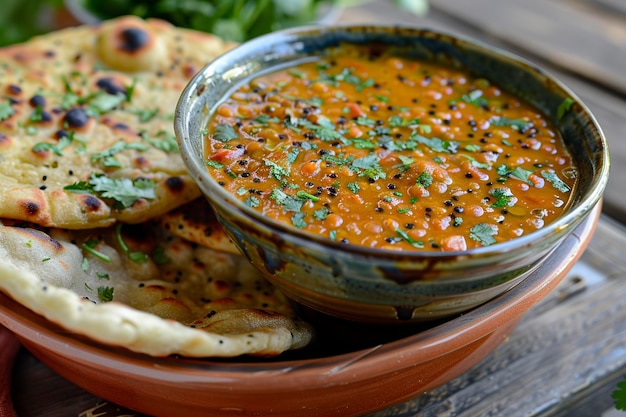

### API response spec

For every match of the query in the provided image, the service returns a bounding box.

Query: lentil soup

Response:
[204,48,577,251]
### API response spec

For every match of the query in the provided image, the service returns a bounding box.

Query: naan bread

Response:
[157,198,240,254]
[0,16,233,229]
[0,221,313,357]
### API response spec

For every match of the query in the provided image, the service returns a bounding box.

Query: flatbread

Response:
[157,198,240,255]
[0,221,314,357]
[0,16,233,229]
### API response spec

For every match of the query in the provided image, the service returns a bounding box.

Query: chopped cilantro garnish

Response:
[459,154,490,169]
[142,131,179,153]
[347,182,360,194]
[98,286,114,302]
[0,101,14,121]
[613,376,626,411]
[115,223,148,264]
[388,115,420,127]
[64,173,156,209]
[497,164,535,186]
[469,223,497,246]
[393,155,415,172]
[81,238,111,262]
[459,89,488,107]
[356,116,376,127]
[244,196,260,208]
[96,272,110,280]
[254,114,281,126]
[321,153,354,166]
[351,153,386,180]
[86,92,126,117]
[206,160,224,169]
[489,187,514,208]
[129,107,159,122]
[395,229,424,248]
[557,97,575,120]
[300,117,348,144]
[351,138,376,149]
[313,207,330,220]
[541,170,571,193]
[213,123,239,142]
[291,212,307,228]
[270,188,304,212]
[490,116,533,132]
[416,172,433,188]
[152,247,171,265]
[264,159,289,182]
[296,190,320,202]
[287,147,300,163]
[411,132,459,154]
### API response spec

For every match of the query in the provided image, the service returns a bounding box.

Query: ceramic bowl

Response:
[0,206,599,417]
[175,25,609,323]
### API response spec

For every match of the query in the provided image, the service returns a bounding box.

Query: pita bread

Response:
[0,16,233,229]
[0,221,313,357]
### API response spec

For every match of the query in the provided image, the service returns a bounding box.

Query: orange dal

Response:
[205,54,577,251]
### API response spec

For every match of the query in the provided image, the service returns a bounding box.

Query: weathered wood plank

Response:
[430,0,626,96]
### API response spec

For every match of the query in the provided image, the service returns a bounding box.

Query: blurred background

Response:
[0,0,428,46]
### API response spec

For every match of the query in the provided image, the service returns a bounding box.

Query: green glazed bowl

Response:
[175,25,609,323]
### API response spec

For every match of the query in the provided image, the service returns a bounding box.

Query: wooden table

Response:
[3,0,626,415]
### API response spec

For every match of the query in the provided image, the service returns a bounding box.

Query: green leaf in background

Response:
[0,0,63,46]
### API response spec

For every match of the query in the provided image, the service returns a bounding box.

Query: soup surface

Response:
[204,50,577,251]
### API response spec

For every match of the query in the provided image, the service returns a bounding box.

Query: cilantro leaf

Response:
[129,107,159,122]
[395,229,424,248]
[460,89,488,107]
[388,115,420,127]
[254,114,280,126]
[244,196,260,208]
[213,123,239,142]
[351,153,386,180]
[613,376,626,410]
[313,207,330,220]
[296,190,320,202]
[86,92,126,116]
[459,154,490,169]
[143,131,179,153]
[412,132,458,154]
[490,187,515,208]
[469,223,497,246]
[291,212,307,228]
[416,172,433,188]
[299,117,348,144]
[490,116,533,132]
[98,286,114,302]
[541,170,571,193]
[0,101,14,121]
[264,159,289,182]
[65,173,156,208]
[347,182,360,194]
[557,97,575,120]
[270,188,305,212]
[321,153,354,167]
[393,155,415,172]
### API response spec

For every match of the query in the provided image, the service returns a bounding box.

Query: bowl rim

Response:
[175,23,609,259]
[0,204,599,384]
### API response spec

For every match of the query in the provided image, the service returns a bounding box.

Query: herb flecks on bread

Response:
[0,16,232,229]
